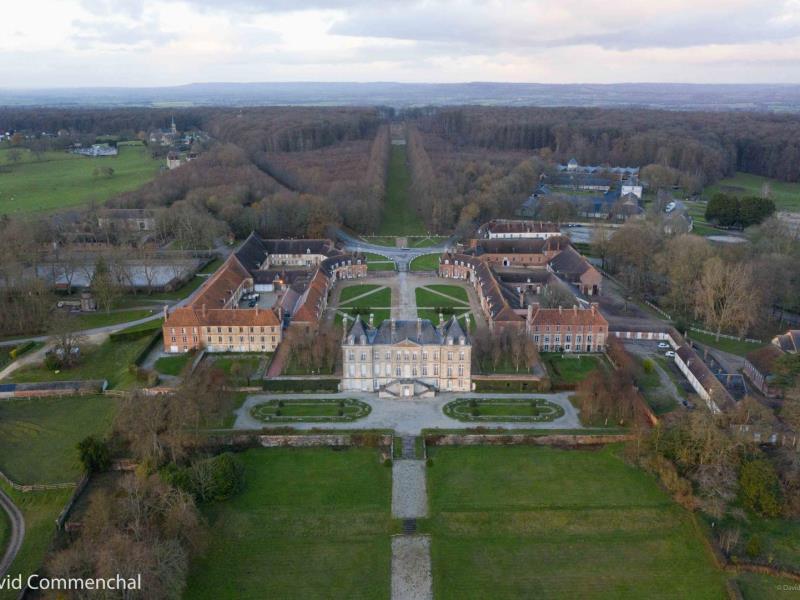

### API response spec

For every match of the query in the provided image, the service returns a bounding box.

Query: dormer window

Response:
[459,336,465,345]
[348,335,355,344]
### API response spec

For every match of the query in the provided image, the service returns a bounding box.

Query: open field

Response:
[184,448,392,600]
[409,254,441,272]
[425,445,728,600]
[542,353,607,386]
[704,172,800,211]
[208,354,263,384]
[378,145,426,236]
[7,334,155,388]
[68,308,156,330]
[0,144,161,215]
[735,573,800,599]
[0,483,72,600]
[0,395,117,484]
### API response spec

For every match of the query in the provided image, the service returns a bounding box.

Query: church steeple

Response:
[170,116,177,134]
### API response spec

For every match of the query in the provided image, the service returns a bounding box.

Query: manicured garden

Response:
[415,285,469,308]
[409,253,441,272]
[542,353,607,386]
[425,445,728,599]
[0,144,161,214]
[337,285,392,327]
[184,448,392,599]
[249,398,371,423]
[443,398,565,422]
[0,395,117,485]
[339,283,383,303]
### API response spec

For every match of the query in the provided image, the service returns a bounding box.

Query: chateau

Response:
[341,316,471,397]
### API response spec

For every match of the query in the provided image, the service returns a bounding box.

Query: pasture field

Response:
[378,145,426,236]
[0,144,161,214]
[704,172,800,211]
[184,448,392,600]
[425,445,728,600]
[0,395,117,484]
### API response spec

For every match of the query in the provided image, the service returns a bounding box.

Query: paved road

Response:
[336,229,455,271]
[234,391,582,435]
[0,486,24,577]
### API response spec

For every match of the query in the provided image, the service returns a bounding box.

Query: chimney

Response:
[519,290,524,307]
[465,314,470,331]
[573,305,578,315]
[255,306,259,316]
[163,304,168,320]
[527,303,533,322]
[369,313,374,328]
[558,306,563,314]
[439,312,444,325]
[391,318,396,335]
[342,314,349,340]
[590,303,597,315]
[417,318,422,338]
[202,303,206,318]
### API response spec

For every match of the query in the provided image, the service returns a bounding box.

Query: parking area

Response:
[238,291,279,309]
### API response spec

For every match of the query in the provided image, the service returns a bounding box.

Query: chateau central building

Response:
[341,316,471,397]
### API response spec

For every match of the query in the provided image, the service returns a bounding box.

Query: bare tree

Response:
[693,257,757,340]
[49,313,87,368]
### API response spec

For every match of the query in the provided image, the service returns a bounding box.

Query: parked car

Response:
[664,350,676,358]
[657,342,670,349]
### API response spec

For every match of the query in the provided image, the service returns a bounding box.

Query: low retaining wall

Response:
[426,433,634,447]
[214,433,392,449]
[0,468,76,493]
[0,380,107,399]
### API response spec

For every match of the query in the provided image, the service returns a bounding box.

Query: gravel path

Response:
[395,272,418,320]
[234,391,582,435]
[391,536,433,600]
[0,487,24,577]
[392,461,428,519]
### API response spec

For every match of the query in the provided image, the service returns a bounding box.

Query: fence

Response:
[0,468,77,493]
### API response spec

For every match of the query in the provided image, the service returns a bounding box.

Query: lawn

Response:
[424,284,468,302]
[704,171,800,211]
[0,483,72,600]
[249,398,371,423]
[368,261,396,272]
[335,308,391,328]
[735,573,800,599]
[415,286,469,308]
[443,398,565,422]
[425,445,728,600]
[542,353,607,386]
[409,253,441,272]
[154,353,194,376]
[378,145,426,236]
[0,144,161,215]
[208,354,263,385]
[184,448,392,600]
[0,341,43,370]
[7,334,155,389]
[411,236,449,247]
[339,284,383,304]
[0,395,117,485]
[68,308,156,330]
[687,329,765,356]
[339,286,391,309]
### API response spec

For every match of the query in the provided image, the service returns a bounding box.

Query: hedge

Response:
[473,379,551,393]
[262,379,340,393]
[130,330,164,367]
[9,340,35,360]
[110,319,163,342]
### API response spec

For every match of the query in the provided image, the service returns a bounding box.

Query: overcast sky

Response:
[3,0,800,87]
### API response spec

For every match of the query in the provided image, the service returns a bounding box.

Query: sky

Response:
[2,0,800,87]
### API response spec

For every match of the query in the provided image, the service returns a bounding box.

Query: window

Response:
[396,367,401,377]
[348,352,355,361]
[447,352,453,361]
[422,351,428,361]
[459,352,465,361]
[360,352,366,361]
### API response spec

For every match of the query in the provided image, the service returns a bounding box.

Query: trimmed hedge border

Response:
[474,379,550,393]
[443,398,565,423]
[249,398,371,423]
[261,379,340,393]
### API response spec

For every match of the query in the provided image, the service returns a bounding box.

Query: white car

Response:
[665,201,677,213]
[664,350,676,358]
[657,342,670,349]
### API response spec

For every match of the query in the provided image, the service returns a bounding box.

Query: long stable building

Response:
[162,233,367,353]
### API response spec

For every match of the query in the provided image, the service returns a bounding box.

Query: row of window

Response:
[171,326,278,335]
[170,335,277,345]
[347,364,466,377]
[347,350,466,362]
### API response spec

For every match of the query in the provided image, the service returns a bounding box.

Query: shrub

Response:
[426,458,433,467]
[642,359,655,374]
[745,535,763,559]
[44,353,62,371]
[383,458,392,467]
[469,399,477,408]
[470,408,479,417]
[77,435,111,473]
[337,409,344,416]
[168,453,246,503]
[739,459,782,517]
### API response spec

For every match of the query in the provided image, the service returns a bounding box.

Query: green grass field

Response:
[0,483,72,600]
[208,354,263,384]
[340,286,391,309]
[687,330,765,356]
[184,448,392,600]
[543,353,606,385]
[378,145,426,236]
[409,254,441,272]
[154,353,193,376]
[339,284,383,303]
[704,172,800,211]
[415,285,469,308]
[7,334,155,388]
[735,573,800,599]
[68,309,156,330]
[0,395,117,484]
[425,445,728,599]
[0,144,161,215]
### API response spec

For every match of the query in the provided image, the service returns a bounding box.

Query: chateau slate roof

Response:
[345,316,470,346]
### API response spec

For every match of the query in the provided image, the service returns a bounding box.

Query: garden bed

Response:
[249,398,371,423]
[443,398,565,422]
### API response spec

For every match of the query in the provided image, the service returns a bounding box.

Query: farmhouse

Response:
[341,316,471,396]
